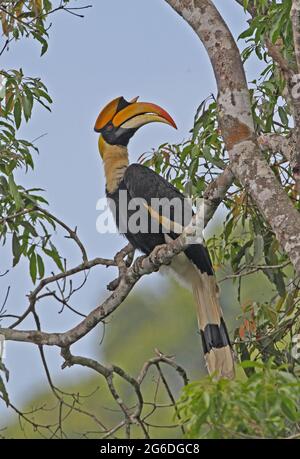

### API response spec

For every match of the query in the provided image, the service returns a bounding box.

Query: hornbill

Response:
[94,96,235,379]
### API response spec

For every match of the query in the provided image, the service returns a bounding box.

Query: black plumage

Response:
[107,163,213,275]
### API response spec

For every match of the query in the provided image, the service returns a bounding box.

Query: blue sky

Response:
[0,0,256,416]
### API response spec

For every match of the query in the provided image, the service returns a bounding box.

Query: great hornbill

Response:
[94,96,235,379]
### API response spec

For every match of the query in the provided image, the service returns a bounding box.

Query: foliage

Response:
[0,0,89,423]
[0,2,83,284]
[179,360,300,439]
[0,67,64,280]
[141,97,225,197]
[142,0,300,385]
[0,1,78,55]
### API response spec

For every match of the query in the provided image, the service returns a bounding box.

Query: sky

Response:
[0,0,256,418]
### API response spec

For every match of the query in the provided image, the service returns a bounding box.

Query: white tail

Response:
[160,246,235,380]
[192,272,235,380]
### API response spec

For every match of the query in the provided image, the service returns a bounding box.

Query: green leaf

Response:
[12,232,22,266]
[281,398,299,422]
[253,234,264,264]
[0,359,9,407]
[0,375,9,407]
[278,106,289,126]
[232,239,253,271]
[22,93,33,122]
[274,271,286,297]
[8,174,23,210]
[284,291,296,315]
[239,26,255,40]
[20,220,38,237]
[13,98,22,129]
[37,254,45,279]
[5,93,14,113]
[0,360,9,381]
[44,0,53,13]
[12,232,19,257]
[32,32,49,56]
[36,89,52,104]
[243,0,249,11]
[240,360,264,369]
[203,391,210,409]
[43,243,64,272]
[29,252,37,284]
[224,217,234,242]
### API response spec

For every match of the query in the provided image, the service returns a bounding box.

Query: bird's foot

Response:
[149,244,166,268]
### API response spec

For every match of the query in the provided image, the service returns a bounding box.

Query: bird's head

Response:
[94,96,177,157]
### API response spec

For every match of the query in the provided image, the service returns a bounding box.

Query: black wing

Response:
[124,164,213,275]
[124,163,185,201]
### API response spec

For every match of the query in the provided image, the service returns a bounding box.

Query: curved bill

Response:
[113,102,177,130]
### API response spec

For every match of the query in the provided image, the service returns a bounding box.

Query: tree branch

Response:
[165,0,300,276]
[235,0,300,185]
[258,133,293,162]
[0,163,232,347]
[60,347,187,438]
[290,0,300,189]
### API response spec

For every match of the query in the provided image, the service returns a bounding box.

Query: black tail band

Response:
[200,318,231,354]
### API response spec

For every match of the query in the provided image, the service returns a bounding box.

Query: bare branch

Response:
[37,207,88,262]
[9,255,115,329]
[203,166,234,222]
[60,347,187,439]
[265,38,293,79]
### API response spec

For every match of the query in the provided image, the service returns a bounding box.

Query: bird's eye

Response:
[106,123,113,131]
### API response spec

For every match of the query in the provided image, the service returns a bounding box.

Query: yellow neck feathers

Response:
[98,136,129,193]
